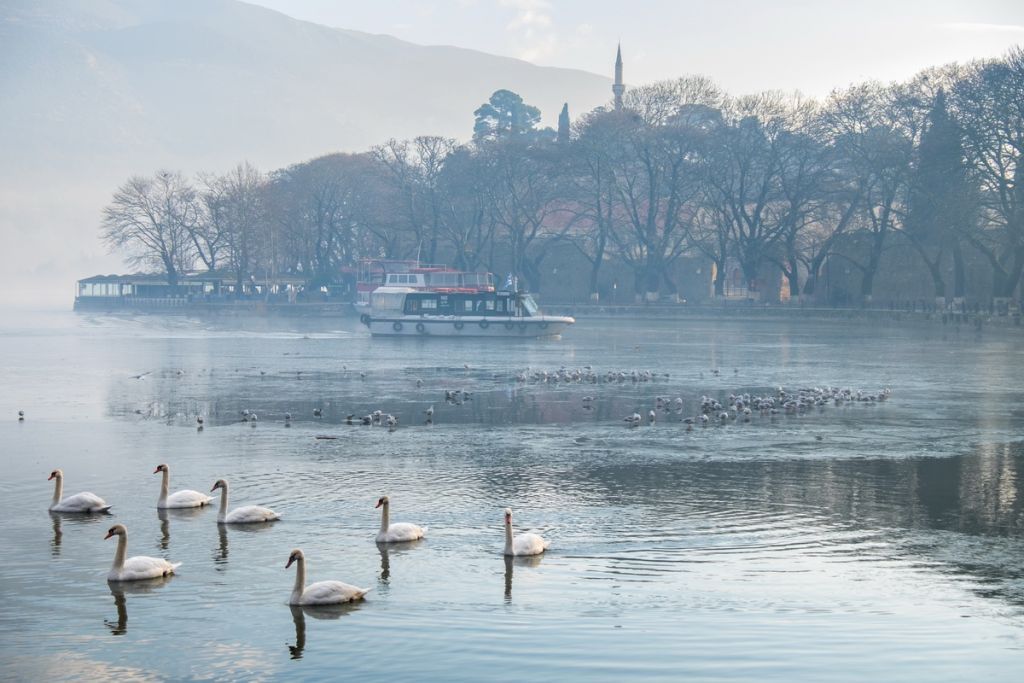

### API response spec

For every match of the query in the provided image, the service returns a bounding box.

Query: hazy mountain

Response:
[0,0,611,303]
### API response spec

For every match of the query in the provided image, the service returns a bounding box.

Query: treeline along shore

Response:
[89,47,1024,313]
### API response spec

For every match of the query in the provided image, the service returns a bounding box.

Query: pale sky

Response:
[247,0,1024,97]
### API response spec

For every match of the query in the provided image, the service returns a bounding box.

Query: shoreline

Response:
[70,298,1023,332]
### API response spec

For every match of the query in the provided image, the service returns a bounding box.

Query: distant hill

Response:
[0,0,611,304]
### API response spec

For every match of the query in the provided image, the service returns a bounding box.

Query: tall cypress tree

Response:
[906,89,975,303]
[557,103,570,144]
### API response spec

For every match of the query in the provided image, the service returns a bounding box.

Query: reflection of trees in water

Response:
[561,443,1024,538]
[568,441,1024,606]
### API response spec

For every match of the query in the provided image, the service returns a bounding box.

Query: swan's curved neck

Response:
[504,519,514,555]
[217,485,229,523]
[51,476,63,506]
[291,558,305,604]
[111,533,127,572]
[159,470,170,506]
[379,502,390,534]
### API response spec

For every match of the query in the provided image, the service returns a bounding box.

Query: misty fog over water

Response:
[0,311,1022,681]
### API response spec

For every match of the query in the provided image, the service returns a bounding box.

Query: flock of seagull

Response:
[111,361,896,435]
[622,385,893,429]
[44,466,548,606]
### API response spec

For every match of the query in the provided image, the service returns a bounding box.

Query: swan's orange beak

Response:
[47,473,55,480]
[104,531,114,540]
[153,467,161,474]
[210,483,219,492]
[286,556,295,569]
[375,499,383,508]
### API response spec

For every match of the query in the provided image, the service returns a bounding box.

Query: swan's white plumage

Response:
[109,556,182,582]
[287,549,370,605]
[376,522,427,544]
[52,491,111,513]
[211,479,280,524]
[511,532,550,557]
[105,523,180,582]
[224,505,281,524]
[162,489,213,508]
[503,508,550,557]
[375,496,426,543]
[297,580,370,605]
[48,470,110,513]
[156,465,213,509]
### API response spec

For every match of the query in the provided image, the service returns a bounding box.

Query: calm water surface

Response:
[0,311,1022,681]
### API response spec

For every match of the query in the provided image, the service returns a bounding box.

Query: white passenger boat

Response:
[360,287,574,338]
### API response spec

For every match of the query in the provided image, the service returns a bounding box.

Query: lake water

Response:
[1,310,1022,681]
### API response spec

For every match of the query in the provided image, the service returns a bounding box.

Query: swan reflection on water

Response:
[504,554,543,602]
[376,539,424,586]
[288,602,362,660]
[105,575,173,636]
[49,511,105,557]
[214,519,276,568]
[156,506,208,551]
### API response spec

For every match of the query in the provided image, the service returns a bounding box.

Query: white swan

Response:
[286,549,371,605]
[155,464,212,509]
[105,524,180,581]
[211,479,280,524]
[503,508,550,557]
[48,469,111,513]
[374,495,426,543]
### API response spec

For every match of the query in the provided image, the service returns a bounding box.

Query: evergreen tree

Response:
[905,90,975,302]
[472,90,542,143]
[557,103,570,144]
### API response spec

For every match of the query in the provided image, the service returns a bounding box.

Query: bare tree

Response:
[564,109,628,301]
[267,153,388,285]
[436,146,498,271]
[101,171,199,285]
[372,136,458,263]
[481,139,567,291]
[821,84,913,305]
[704,93,792,298]
[200,162,267,292]
[954,49,1024,304]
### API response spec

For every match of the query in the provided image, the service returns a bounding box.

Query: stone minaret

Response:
[612,43,625,110]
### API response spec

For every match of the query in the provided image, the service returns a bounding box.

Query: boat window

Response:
[496,299,506,313]
[463,300,474,312]
[422,298,437,309]
[522,295,539,316]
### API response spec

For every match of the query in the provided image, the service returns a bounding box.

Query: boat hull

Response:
[366,315,574,338]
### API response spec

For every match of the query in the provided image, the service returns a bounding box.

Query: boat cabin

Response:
[402,291,540,317]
